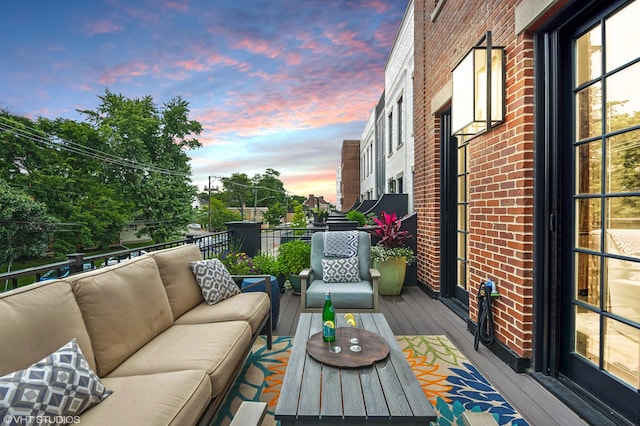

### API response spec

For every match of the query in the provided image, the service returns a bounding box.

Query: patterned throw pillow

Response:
[0,338,112,421]
[321,257,361,283]
[189,259,241,305]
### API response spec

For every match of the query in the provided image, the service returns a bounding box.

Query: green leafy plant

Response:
[367,211,415,265]
[218,252,258,275]
[251,251,283,276]
[291,205,308,235]
[278,240,311,275]
[345,210,367,226]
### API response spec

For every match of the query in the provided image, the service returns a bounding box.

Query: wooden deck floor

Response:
[274,286,589,426]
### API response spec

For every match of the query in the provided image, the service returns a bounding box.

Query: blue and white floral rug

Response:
[212,335,528,425]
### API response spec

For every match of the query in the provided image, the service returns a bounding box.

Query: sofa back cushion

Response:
[67,255,173,376]
[150,244,205,320]
[0,280,97,376]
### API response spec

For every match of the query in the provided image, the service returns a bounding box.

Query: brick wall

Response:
[414,0,535,358]
[341,139,361,211]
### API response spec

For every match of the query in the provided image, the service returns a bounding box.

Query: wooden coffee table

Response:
[275,312,436,424]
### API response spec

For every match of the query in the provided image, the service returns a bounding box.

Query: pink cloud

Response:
[84,19,124,36]
[164,0,189,12]
[99,61,151,84]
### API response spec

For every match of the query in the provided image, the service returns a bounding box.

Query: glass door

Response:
[440,111,469,307]
[563,1,639,419]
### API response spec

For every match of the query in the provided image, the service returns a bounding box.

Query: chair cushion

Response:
[305,280,374,309]
[311,231,371,281]
[0,338,111,419]
[189,259,241,305]
[321,257,361,282]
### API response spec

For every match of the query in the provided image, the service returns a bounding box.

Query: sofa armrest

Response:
[230,274,272,348]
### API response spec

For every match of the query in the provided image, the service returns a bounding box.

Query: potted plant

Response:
[367,211,415,295]
[252,251,286,293]
[277,239,311,294]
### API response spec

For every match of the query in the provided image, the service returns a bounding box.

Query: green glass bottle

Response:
[322,291,335,342]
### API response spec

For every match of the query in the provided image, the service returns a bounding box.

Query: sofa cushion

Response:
[174,292,270,335]
[67,256,174,377]
[150,244,205,320]
[81,371,211,426]
[106,321,251,397]
[0,280,97,376]
[321,257,361,282]
[0,338,111,419]
[189,259,241,305]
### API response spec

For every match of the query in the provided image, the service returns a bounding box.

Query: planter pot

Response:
[289,274,302,295]
[373,256,407,296]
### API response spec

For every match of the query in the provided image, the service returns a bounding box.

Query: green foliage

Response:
[251,252,283,276]
[221,173,253,219]
[217,252,258,275]
[345,210,367,226]
[263,202,286,227]
[198,198,242,231]
[278,240,311,275]
[291,205,307,235]
[0,179,56,273]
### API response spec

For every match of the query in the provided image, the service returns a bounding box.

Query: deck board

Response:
[274,286,589,426]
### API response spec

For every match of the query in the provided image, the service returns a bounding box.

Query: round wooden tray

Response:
[306,327,390,368]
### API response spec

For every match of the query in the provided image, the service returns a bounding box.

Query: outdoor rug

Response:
[211,335,528,426]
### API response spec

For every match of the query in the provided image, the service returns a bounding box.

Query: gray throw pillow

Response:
[0,338,112,422]
[189,258,241,305]
[321,257,361,283]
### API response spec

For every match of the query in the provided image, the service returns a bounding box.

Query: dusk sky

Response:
[1,0,409,203]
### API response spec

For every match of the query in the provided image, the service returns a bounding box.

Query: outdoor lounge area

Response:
[267,287,589,426]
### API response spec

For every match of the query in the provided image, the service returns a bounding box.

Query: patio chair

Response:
[300,230,379,313]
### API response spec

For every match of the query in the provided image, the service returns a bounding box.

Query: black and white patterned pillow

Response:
[189,259,241,305]
[321,257,361,283]
[0,338,112,422]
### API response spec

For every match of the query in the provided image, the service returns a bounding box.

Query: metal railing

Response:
[1,231,232,292]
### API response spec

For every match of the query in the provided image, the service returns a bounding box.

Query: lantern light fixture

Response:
[451,31,505,140]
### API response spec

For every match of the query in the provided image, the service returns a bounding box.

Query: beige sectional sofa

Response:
[0,244,272,425]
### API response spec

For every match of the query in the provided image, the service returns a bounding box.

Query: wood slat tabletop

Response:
[275,312,436,425]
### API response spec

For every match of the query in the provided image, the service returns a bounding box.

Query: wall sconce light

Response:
[451,31,505,140]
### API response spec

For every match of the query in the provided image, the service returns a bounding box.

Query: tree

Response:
[263,202,286,227]
[197,198,242,231]
[78,90,203,242]
[221,173,253,219]
[0,179,55,288]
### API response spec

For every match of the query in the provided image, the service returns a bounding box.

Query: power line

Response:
[0,116,188,177]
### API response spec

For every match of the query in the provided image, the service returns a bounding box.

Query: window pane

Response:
[576,82,602,140]
[605,0,640,72]
[575,25,602,86]
[576,252,600,306]
[603,317,639,388]
[457,259,467,289]
[606,196,640,232]
[576,198,601,251]
[576,140,602,194]
[607,129,640,193]
[606,62,640,134]
[605,257,640,322]
[457,232,466,257]
[575,305,600,365]
[457,204,466,230]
